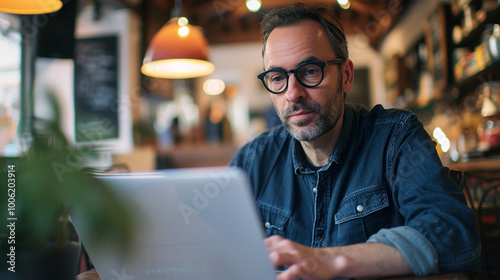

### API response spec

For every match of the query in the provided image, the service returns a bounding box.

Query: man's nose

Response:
[285,74,306,102]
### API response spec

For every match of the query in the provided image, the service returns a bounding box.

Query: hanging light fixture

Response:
[246,0,262,12]
[337,0,351,10]
[141,1,214,79]
[0,0,62,14]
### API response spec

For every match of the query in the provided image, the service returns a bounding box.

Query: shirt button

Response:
[312,188,318,193]
[356,205,364,212]
[265,222,271,228]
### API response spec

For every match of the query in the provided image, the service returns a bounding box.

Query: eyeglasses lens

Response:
[264,72,287,93]
[297,64,323,85]
[263,63,324,93]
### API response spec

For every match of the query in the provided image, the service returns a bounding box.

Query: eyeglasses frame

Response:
[257,58,346,94]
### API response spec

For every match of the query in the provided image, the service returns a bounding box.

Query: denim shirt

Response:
[230,104,481,275]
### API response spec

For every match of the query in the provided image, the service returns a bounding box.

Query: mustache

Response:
[282,101,321,119]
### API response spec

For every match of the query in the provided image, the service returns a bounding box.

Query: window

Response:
[0,14,21,156]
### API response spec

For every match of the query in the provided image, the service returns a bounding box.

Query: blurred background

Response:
[1,1,500,278]
[0,0,499,170]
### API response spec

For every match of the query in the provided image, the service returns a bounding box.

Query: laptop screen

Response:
[71,167,276,280]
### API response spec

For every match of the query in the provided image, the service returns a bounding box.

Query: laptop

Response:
[71,166,277,280]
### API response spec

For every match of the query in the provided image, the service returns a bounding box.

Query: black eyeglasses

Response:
[257,58,345,94]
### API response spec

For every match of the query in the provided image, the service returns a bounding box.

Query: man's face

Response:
[263,20,350,142]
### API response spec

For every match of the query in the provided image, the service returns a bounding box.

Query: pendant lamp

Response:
[142,16,214,79]
[0,0,62,14]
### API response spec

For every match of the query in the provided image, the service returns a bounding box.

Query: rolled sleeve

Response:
[367,226,438,276]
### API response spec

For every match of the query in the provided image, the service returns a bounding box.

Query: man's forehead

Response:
[263,21,333,68]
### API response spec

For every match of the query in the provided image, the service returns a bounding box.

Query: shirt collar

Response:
[292,104,355,174]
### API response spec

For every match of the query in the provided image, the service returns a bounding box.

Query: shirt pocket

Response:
[257,202,291,238]
[334,184,390,245]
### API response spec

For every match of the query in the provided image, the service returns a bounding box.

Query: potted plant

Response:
[0,100,136,279]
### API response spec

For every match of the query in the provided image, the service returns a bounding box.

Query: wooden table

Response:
[76,269,470,280]
[445,158,500,172]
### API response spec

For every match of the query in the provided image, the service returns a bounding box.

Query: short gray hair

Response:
[261,3,349,60]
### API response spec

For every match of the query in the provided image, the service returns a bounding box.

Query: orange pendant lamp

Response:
[0,0,62,14]
[141,16,214,79]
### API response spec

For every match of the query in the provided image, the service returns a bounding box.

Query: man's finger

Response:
[264,235,284,248]
[277,264,304,280]
[268,247,301,267]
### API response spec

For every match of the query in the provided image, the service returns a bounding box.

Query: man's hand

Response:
[265,235,344,280]
[264,235,413,280]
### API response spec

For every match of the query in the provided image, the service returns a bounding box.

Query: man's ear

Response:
[341,59,354,94]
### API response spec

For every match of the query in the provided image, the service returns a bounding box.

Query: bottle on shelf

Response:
[486,24,500,61]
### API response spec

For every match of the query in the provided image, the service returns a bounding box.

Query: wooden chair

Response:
[476,184,500,278]
[449,169,475,211]
[463,171,500,279]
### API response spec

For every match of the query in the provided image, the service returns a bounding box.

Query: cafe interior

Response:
[0,0,499,279]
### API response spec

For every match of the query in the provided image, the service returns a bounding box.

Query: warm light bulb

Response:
[246,0,261,12]
[178,17,188,26]
[433,127,444,140]
[432,127,451,153]
[178,26,190,37]
[338,0,351,9]
[440,138,450,153]
[203,79,226,95]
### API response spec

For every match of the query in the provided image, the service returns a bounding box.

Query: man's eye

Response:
[302,66,320,76]
[269,74,285,83]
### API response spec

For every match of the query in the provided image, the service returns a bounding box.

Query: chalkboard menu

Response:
[74,35,119,143]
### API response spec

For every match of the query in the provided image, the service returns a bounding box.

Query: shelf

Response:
[454,6,500,48]
[451,0,482,24]
[452,59,500,94]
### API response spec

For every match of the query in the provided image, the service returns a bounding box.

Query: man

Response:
[230,3,481,280]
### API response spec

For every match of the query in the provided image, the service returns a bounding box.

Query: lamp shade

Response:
[0,0,62,14]
[141,17,214,79]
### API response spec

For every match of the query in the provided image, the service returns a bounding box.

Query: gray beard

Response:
[278,89,344,142]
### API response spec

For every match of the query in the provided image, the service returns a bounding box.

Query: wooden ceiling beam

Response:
[141,0,410,48]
